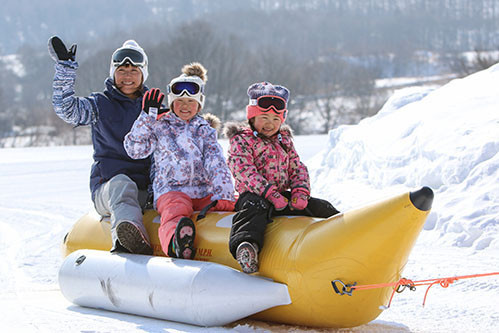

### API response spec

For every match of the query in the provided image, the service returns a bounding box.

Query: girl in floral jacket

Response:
[224,81,339,273]
[124,63,235,259]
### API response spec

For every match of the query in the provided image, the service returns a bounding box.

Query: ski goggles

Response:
[170,81,202,96]
[249,95,287,114]
[111,48,146,68]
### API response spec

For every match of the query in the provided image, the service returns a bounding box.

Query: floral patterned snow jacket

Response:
[124,111,235,205]
[223,122,310,197]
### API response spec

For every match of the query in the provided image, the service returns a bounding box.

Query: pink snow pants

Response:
[156,191,212,256]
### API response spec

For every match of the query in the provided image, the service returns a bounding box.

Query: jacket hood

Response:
[202,113,221,132]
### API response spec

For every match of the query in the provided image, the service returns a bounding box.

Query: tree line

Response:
[1,0,499,146]
[0,20,383,147]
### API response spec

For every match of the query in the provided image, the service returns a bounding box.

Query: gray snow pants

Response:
[93,174,150,251]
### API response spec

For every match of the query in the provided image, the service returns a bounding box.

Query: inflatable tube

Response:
[61,187,433,328]
[59,249,291,326]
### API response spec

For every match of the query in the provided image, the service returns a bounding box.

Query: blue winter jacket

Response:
[52,60,151,199]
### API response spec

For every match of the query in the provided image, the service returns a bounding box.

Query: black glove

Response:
[48,36,77,61]
[142,88,165,118]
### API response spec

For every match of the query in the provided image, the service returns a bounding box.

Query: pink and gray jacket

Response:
[223,122,310,197]
[124,111,235,205]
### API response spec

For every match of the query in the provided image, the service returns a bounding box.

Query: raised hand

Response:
[142,88,165,119]
[48,36,77,62]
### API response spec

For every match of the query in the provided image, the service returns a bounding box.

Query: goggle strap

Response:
[171,89,203,97]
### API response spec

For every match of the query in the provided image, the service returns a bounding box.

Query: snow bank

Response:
[310,64,499,251]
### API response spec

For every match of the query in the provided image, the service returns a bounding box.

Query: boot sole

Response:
[236,242,258,274]
[174,217,196,259]
[116,221,153,255]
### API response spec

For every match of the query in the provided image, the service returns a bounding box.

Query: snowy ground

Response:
[1,64,498,332]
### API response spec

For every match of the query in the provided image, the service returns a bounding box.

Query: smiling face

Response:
[113,64,143,98]
[252,113,283,137]
[172,97,200,122]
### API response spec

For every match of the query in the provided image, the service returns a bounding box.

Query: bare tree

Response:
[0,52,28,146]
[204,35,254,121]
[303,56,380,133]
[447,47,499,77]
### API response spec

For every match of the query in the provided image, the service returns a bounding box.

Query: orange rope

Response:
[350,272,499,308]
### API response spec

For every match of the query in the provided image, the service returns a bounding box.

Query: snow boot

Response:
[236,241,259,274]
[116,221,153,255]
[169,217,196,259]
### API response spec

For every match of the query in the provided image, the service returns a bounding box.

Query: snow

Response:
[374,74,456,89]
[1,65,498,332]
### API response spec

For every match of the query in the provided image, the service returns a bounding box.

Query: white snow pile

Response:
[310,63,499,252]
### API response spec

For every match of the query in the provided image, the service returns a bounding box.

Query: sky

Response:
[0,63,498,332]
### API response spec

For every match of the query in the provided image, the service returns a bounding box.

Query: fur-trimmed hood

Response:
[223,121,293,139]
[161,111,221,131]
[202,113,221,132]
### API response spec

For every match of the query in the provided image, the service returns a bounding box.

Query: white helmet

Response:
[167,74,206,109]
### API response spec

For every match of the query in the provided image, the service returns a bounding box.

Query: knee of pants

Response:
[156,192,194,221]
[308,197,340,218]
[107,174,139,202]
[237,192,270,212]
[94,174,141,216]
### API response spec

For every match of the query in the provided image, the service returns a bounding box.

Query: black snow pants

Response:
[228,191,340,259]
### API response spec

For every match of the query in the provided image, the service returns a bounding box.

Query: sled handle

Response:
[197,200,218,220]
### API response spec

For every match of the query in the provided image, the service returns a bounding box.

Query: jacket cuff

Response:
[56,59,78,69]
[262,184,277,198]
[291,186,310,196]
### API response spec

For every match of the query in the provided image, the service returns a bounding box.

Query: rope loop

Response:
[333,271,499,308]
[439,277,457,288]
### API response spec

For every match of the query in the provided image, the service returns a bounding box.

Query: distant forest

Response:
[1,0,499,146]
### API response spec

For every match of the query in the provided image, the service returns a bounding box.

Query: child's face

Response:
[173,97,200,121]
[253,114,282,137]
[114,64,142,98]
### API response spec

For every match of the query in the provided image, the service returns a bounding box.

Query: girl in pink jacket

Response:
[125,63,235,259]
[224,82,339,273]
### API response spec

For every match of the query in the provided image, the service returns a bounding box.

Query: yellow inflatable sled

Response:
[61,186,433,328]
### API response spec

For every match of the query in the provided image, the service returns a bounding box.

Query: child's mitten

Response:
[265,185,288,211]
[290,188,310,210]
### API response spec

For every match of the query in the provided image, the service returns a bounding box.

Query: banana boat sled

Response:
[59,186,434,328]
